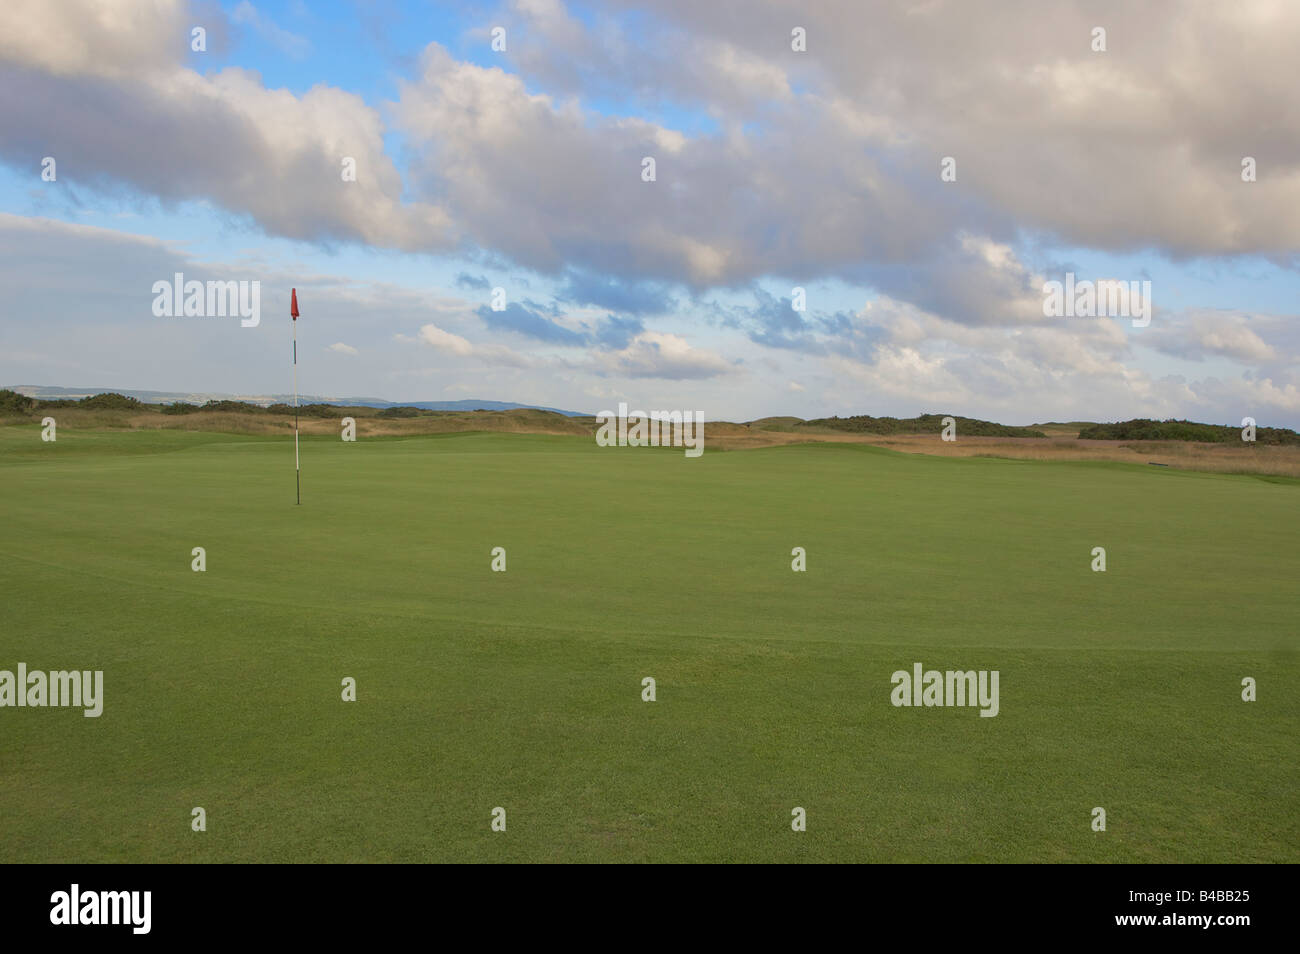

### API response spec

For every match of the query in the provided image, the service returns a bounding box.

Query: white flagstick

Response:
[292,290,300,505]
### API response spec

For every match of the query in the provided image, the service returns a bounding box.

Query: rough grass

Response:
[7,405,1297,477]
[871,434,1300,479]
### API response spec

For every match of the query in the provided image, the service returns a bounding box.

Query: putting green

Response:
[1,425,1295,862]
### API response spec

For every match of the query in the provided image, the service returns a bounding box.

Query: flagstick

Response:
[293,313,300,505]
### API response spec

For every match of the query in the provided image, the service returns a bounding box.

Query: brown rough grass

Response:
[853,433,1300,478]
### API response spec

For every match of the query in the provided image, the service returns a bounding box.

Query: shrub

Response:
[202,400,263,414]
[78,392,142,410]
[1079,419,1300,445]
[804,413,1045,438]
[299,403,344,418]
[0,389,35,414]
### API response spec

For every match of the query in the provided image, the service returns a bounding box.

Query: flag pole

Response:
[291,287,300,505]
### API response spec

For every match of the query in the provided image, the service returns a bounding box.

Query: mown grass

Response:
[0,425,1295,862]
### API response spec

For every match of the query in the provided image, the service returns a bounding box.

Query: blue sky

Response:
[1,0,1297,425]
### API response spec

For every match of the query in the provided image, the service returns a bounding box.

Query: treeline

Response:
[804,413,1046,438]
[1078,419,1300,445]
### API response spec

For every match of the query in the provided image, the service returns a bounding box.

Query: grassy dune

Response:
[7,399,1299,476]
[0,425,1296,862]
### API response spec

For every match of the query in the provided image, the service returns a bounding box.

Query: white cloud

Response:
[596,331,734,380]
[412,322,537,369]
[1142,310,1280,364]
[416,323,474,356]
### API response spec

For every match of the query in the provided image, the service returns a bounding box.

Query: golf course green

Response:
[1,425,1296,862]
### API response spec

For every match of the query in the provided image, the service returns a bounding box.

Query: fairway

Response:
[1,425,1296,863]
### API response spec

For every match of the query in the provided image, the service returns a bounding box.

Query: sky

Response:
[0,0,1297,425]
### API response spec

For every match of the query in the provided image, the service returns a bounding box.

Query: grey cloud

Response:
[591,314,644,349]
[476,301,587,346]
[473,299,649,352]
[556,269,675,315]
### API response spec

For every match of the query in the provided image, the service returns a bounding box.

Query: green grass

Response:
[0,425,1296,862]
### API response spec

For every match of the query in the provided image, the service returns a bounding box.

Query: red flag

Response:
[290,287,299,320]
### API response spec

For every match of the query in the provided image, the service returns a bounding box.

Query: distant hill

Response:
[339,398,587,416]
[4,385,587,417]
